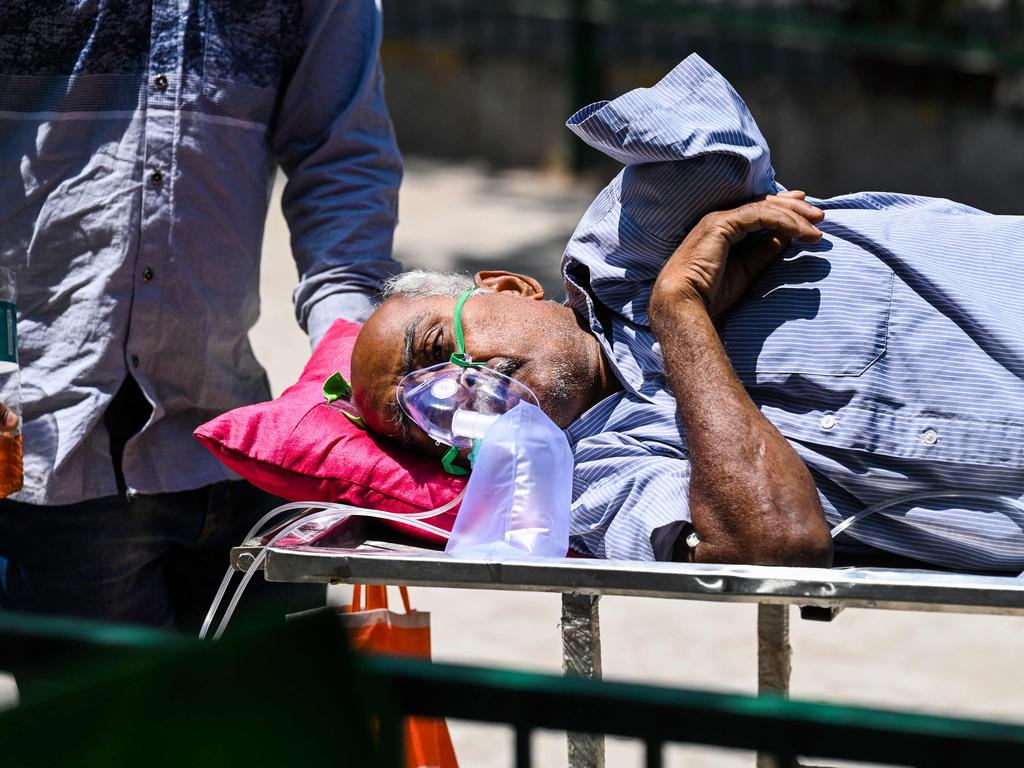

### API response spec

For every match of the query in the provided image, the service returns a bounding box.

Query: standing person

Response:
[0,0,403,629]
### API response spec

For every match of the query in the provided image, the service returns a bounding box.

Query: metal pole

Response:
[756,603,794,768]
[561,592,605,768]
[568,0,600,173]
[644,737,663,768]
[515,726,533,768]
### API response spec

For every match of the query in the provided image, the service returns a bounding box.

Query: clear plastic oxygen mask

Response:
[397,362,538,446]
[396,287,539,475]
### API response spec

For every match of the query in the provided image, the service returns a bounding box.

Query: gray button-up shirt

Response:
[0,0,402,504]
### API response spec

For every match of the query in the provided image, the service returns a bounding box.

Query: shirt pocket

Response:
[202,0,302,88]
[721,241,895,382]
[199,0,303,125]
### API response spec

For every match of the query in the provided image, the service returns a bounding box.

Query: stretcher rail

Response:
[232,542,1024,616]
[231,539,1024,768]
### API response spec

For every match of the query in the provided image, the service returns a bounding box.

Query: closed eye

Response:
[430,327,445,363]
[390,399,411,444]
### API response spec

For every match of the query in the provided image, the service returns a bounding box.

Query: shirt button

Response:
[150,169,164,186]
[154,73,168,92]
[130,354,140,368]
[142,267,155,282]
[819,413,837,430]
[920,429,939,446]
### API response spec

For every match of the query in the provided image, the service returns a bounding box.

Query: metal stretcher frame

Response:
[231,540,1024,768]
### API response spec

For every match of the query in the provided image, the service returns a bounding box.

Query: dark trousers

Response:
[0,377,323,633]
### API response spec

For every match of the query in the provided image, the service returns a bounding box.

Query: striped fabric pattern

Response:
[561,55,1024,570]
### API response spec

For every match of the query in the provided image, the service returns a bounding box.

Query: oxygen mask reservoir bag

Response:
[445,400,573,560]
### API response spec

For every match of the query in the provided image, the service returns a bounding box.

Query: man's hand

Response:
[0,402,17,433]
[653,191,824,320]
[648,191,832,568]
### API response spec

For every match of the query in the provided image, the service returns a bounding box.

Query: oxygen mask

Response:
[398,362,538,444]
[396,288,539,475]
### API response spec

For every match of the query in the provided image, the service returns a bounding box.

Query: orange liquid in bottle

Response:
[0,432,23,497]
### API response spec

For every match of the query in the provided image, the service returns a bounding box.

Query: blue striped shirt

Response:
[562,54,1024,571]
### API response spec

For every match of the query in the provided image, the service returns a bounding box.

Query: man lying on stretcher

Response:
[351,55,1024,572]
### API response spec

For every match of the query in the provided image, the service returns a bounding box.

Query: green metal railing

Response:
[571,0,1024,69]
[367,654,1024,767]
[383,0,1024,171]
[4,610,1024,767]
[384,0,1024,70]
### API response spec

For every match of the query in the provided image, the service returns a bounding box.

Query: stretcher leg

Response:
[562,592,605,768]
[757,603,795,768]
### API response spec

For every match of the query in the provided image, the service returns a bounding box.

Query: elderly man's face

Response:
[351,271,613,456]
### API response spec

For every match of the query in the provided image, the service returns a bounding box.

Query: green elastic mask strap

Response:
[441,445,469,476]
[442,288,482,475]
[449,288,486,369]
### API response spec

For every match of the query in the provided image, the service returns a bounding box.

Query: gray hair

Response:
[379,269,482,300]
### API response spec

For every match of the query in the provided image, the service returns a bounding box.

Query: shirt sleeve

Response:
[570,433,693,561]
[271,0,403,343]
[562,53,782,327]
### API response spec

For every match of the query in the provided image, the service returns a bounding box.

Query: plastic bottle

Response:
[0,267,21,498]
[446,401,573,560]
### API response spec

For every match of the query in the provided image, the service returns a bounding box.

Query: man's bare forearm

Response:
[651,299,833,566]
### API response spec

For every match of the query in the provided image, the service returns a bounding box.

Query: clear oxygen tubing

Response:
[198,502,316,641]
[829,490,1024,539]
[197,499,413,640]
[199,490,465,641]
[208,503,457,641]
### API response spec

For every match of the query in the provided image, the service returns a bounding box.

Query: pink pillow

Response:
[194,319,465,544]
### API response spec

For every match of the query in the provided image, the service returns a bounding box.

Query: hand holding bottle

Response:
[0,266,23,497]
[0,401,16,433]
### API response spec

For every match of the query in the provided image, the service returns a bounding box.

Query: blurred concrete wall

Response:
[382,42,571,169]
[380,11,1024,214]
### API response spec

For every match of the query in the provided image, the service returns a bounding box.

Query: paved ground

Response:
[5,159,1016,765]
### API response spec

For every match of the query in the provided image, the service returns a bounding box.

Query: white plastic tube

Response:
[830,490,1024,539]
[452,409,499,441]
[200,491,464,641]
[198,503,315,640]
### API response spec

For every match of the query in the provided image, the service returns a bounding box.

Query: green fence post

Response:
[568,0,601,173]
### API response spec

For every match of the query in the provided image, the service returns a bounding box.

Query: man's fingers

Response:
[754,199,823,239]
[722,191,822,229]
[764,192,825,223]
[719,200,822,244]
[0,403,16,432]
